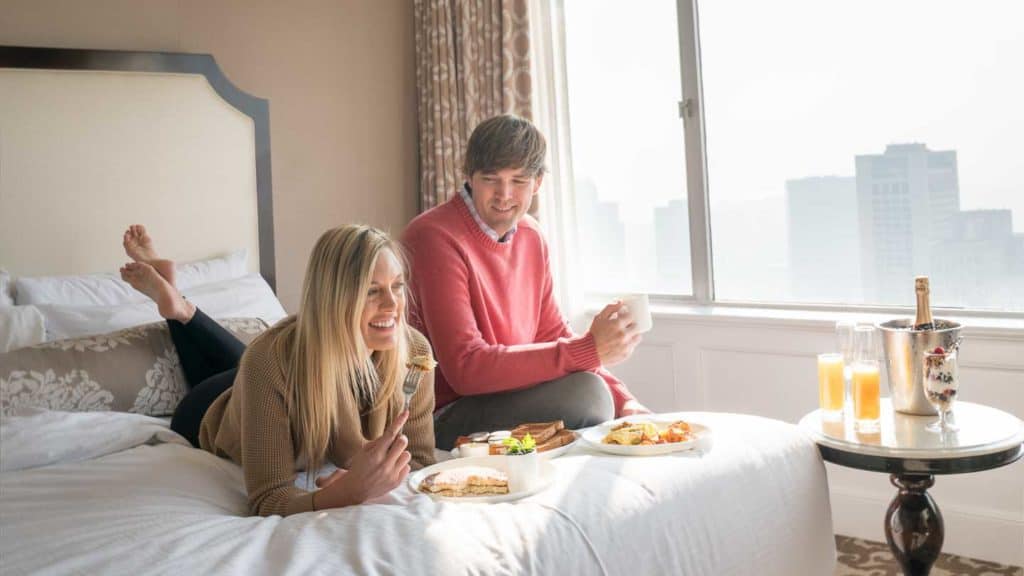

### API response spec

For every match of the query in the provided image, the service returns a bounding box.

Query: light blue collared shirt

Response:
[459,182,516,243]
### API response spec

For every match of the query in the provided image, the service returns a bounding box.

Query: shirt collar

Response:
[459,182,516,243]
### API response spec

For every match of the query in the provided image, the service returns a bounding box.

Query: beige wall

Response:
[0,0,419,312]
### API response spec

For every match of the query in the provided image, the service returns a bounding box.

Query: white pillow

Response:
[175,249,248,291]
[15,272,141,307]
[35,273,285,341]
[0,269,14,307]
[184,272,286,325]
[13,250,248,307]
[0,305,46,353]
[35,301,159,342]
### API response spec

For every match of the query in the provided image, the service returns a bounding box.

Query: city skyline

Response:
[575,141,1023,310]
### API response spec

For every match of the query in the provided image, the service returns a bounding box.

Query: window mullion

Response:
[677,0,714,304]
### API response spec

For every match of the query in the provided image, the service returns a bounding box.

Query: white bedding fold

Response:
[0,407,188,472]
[0,410,835,575]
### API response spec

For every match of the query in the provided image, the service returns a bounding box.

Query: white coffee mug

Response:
[619,293,653,333]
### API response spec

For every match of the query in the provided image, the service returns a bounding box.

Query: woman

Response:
[119,225,436,516]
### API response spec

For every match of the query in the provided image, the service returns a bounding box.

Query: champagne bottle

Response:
[914,276,934,331]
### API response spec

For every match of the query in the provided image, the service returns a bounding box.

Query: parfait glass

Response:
[923,348,960,433]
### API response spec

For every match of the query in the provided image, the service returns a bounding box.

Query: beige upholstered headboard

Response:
[0,47,275,290]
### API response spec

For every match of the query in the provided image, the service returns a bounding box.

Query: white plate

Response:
[581,416,711,456]
[451,433,579,460]
[409,456,556,503]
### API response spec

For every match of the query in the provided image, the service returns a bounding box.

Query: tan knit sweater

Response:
[197,319,437,517]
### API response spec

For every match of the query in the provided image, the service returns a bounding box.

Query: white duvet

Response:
[0,409,835,575]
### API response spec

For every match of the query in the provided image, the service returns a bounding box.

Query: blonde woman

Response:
[119,225,436,516]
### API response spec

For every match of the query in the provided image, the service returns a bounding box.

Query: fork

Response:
[402,369,424,411]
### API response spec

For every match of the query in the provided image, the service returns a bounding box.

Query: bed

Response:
[0,46,836,575]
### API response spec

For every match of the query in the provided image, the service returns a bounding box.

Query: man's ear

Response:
[532,173,545,195]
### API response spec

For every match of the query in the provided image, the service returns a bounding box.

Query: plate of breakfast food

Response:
[581,416,710,456]
[409,456,557,503]
[451,420,578,460]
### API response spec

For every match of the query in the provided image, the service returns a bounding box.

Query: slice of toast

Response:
[537,428,576,452]
[515,420,563,431]
[511,421,562,445]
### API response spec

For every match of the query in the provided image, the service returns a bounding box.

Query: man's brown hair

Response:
[463,114,547,178]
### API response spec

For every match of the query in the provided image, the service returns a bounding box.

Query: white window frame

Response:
[538,0,1023,321]
[678,0,713,305]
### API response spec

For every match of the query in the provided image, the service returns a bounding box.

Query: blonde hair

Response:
[275,225,411,478]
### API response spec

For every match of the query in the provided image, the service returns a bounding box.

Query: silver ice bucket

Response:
[878,319,961,415]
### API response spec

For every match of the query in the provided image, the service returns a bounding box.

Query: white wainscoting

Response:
[580,308,1024,567]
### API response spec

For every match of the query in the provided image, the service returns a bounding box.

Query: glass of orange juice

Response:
[852,361,881,432]
[817,353,845,419]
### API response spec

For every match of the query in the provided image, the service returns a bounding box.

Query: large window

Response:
[563,0,690,296]
[699,0,1024,310]
[558,0,1024,312]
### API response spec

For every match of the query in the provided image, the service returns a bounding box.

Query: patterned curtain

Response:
[413,0,533,211]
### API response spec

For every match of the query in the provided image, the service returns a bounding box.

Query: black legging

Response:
[169,308,247,447]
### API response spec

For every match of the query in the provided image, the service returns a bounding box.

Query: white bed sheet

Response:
[0,409,835,575]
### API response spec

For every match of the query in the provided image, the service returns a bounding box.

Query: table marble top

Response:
[799,400,1024,460]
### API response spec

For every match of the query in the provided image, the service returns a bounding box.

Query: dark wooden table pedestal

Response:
[814,441,1023,576]
[885,474,942,576]
[802,402,1024,576]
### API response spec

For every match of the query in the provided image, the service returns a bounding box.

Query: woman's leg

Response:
[167,309,246,387]
[170,367,238,448]
[120,261,246,388]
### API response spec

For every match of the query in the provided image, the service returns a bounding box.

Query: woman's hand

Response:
[314,411,412,510]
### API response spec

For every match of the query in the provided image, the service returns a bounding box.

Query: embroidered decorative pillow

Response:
[0,318,267,417]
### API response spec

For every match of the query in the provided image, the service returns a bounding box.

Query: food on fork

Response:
[406,354,437,372]
[602,420,694,445]
[419,466,509,497]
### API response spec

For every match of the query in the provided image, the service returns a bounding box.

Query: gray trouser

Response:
[433,371,614,450]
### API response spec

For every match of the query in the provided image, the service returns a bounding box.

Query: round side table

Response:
[799,400,1024,576]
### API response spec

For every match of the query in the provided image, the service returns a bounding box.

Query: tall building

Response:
[933,209,1018,308]
[575,179,627,292]
[654,199,690,293]
[785,176,860,302]
[855,144,960,304]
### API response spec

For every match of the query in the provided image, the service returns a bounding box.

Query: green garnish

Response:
[502,433,536,455]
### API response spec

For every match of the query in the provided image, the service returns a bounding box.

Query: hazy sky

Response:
[565,0,1024,230]
[564,0,687,225]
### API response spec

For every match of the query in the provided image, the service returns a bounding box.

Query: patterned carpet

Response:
[835,536,1023,576]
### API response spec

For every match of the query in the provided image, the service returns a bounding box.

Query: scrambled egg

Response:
[602,420,693,445]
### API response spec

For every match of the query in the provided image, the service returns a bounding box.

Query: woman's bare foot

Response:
[123,225,176,286]
[120,262,195,323]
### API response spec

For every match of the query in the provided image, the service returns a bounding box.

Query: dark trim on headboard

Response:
[0,45,276,292]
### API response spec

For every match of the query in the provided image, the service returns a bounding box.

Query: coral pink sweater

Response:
[402,195,636,415]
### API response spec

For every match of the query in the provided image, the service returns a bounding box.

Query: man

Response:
[403,114,648,449]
